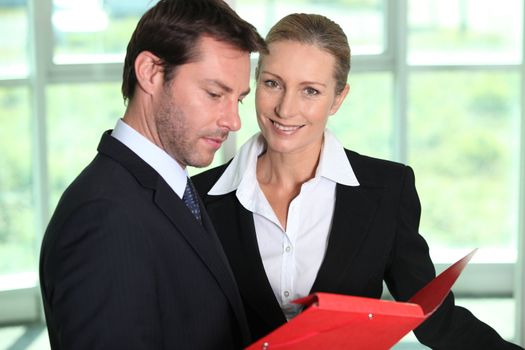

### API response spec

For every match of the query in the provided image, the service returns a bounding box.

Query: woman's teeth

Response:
[272,121,302,132]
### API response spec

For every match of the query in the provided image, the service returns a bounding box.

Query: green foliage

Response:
[0,87,35,273]
[328,72,393,159]
[409,71,520,248]
[47,82,124,208]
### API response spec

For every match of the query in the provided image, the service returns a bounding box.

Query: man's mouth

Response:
[203,133,228,149]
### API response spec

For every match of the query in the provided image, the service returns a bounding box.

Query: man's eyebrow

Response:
[205,79,233,93]
[206,79,251,97]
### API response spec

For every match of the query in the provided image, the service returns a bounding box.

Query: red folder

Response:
[246,249,477,350]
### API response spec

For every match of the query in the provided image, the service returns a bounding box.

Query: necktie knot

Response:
[182,178,202,224]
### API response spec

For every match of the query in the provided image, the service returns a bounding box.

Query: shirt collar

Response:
[209,129,359,196]
[111,119,188,199]
[318,129,360,186]
[209,132,265,195]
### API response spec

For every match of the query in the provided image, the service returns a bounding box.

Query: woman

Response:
[193,13,521,349]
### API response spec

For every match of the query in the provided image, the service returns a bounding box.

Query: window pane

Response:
[47,83,123,207]
[0,0,29,77]
[236,78,258,147]
[408,71,520,262]
[0,87,34,275]
[52,0,156,64]
[236,0,385,55]
[328,72,393,159]
[408,0,523,65]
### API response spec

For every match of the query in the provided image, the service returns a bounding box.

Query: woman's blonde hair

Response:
[256,13,351,94]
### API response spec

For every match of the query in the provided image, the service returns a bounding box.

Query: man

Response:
[39,0,266,349]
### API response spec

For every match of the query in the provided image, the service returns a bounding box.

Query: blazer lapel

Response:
[310,182,385,293]
[205,193,287,331]
[207,183,384,329]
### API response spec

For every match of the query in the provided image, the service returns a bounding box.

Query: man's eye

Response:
[207,91,221,99]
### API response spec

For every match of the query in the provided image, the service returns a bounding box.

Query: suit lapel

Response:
[153,182,250,342]
[98,132,250,343]
[310,181,385,293]
[205,193,287,331]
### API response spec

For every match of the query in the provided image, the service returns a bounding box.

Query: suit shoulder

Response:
[64,154,130,195]
[192,162,230,197]
[345,149,412,185]
[54,153,149,219]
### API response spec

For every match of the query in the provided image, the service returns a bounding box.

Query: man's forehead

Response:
[195,35,250,59]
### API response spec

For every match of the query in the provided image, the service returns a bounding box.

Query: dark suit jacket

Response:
[193,148,522,349]
[40,131,251,350]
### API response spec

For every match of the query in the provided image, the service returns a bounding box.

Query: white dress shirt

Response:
[209,129,359,320]
[111,119,188,199]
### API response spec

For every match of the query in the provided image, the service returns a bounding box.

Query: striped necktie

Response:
[182,178,202,224]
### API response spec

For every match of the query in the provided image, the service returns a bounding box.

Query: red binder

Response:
[246,249,477,350]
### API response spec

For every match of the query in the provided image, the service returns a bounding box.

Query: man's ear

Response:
[329,83,350,116]
[134,51,163,96]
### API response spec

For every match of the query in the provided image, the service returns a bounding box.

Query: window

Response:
[0,87,33,276]
[46,83,123,206]
[406,0,523,262]
[0,0,28,77]
[328,72,393,159]
[236,0,385,54]
[52,0,150,64]
[0,0,32,280]
[408,0,522,65]
[0,0,154,318]
[408,71,520,257]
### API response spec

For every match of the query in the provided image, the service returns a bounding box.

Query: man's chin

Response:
[187,154,216,168]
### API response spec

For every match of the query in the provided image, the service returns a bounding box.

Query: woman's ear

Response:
[329,83,350,115]
[134,51,164,96]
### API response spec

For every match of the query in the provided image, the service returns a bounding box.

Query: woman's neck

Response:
[255,141,322,230]
[256,149,318,188]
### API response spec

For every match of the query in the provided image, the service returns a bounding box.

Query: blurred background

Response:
[0,0,523,348]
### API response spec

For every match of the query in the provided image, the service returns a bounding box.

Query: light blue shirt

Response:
[111,119,188,199]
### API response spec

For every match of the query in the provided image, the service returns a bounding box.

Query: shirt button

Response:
[284,291,290,297]
[285,246,291,253]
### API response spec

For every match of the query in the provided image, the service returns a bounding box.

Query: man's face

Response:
[153,36,251,168]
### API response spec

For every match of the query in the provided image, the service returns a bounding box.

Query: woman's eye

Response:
[264,80,279,88]
[304,87,319,96]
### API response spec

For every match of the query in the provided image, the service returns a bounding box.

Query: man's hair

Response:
[122,0,266,102]
[256,13,350,95]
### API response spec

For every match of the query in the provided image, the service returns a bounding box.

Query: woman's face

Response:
[255,40,348,156]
